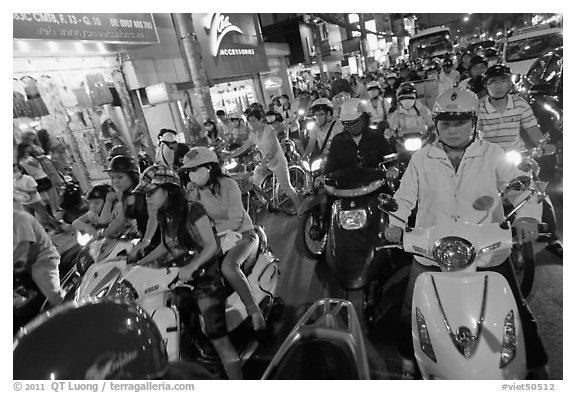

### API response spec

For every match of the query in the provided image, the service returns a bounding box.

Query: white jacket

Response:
[389,138,541,267]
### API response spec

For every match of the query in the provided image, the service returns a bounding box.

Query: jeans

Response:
[398,258,548,370]
[253,163,298,201]
[220,230,260,314]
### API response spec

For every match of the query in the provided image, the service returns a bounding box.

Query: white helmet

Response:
[339,98,366,122]
[310,98,334,114]
[432,87,479,122]
[366,81,381,91]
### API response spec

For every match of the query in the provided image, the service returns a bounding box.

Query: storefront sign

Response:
[192,13,269,80]
[263,76,283,90]
[13,13,159,43]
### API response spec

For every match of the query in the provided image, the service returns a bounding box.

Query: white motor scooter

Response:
[75,225,281,364]
[377,176,547,380]
[75,231,139,276]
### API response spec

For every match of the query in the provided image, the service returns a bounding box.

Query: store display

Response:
[21,76,50,117]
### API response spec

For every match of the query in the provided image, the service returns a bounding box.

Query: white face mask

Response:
[400,99,416,110]
[189,167,210,187]
[488,60,498,67]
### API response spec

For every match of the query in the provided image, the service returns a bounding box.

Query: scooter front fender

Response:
[300,192,327,214]
[412,271,526,380]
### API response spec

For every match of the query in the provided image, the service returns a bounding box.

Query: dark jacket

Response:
[174,143,190,168]
[324,128,395,175]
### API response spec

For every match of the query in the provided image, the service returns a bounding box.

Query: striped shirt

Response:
[477,94,539,152]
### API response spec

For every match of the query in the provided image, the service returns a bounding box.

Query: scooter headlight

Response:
[506,151,522,166]
[500,310,518,368]
[339,209,367,230]
[112,280,139,303]
[432,237,476,271]
[416,307,437,362]
[306,121,315,131]
[311,158,324,172]
[404,137,422,152]
[224,159,238,171]
[76,248,95,275]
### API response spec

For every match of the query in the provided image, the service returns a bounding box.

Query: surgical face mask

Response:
[188,166,210,187]
[488,59,498,67]
[400,99,416,110]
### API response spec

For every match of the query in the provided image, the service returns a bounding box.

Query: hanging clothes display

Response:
[21,76,50,117]
[86,73,113,106]
[13,79,33,119]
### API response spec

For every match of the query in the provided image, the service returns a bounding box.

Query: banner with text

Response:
[13,13,159,44]
[191,13,269,80]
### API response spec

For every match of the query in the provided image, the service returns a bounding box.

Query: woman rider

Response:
[99,156,160,248]
[133,166,243,379]
[179,147,266,332]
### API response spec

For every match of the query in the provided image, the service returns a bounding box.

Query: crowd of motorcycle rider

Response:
[14,45,561,379]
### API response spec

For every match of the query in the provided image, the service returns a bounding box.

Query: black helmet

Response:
[107,145,131,161]
[13,299,168,379]
[468,55,488,69]
[265,110,283,124]
[484,64,511,83]
[483,48,498,58]
[397,82,417,99]
[105,155,139,175]
[86,184,113,200]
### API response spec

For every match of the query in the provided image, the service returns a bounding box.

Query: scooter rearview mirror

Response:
[504,175,532,193]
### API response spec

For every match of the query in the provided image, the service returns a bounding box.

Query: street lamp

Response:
[463,16,470,22]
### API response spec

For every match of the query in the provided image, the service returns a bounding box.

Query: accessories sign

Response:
[192,13,269,80]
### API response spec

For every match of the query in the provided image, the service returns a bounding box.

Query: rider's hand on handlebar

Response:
[384,226,403,243]
[386,166,400,181]
[518,157,540,176]
[513,217,540,244]
[128,238,150,259]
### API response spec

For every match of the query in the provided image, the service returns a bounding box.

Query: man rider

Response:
[324,98,395,175]
[364,81,389,130]
[303,98,344,159]
[155,129,189,169]
[478,64,562,256]
[384,87,549,380]
[458,55,489,100]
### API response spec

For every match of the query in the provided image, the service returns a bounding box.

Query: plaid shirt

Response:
[477,94,539,152]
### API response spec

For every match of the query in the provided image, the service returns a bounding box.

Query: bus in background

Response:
[408,26,453,62]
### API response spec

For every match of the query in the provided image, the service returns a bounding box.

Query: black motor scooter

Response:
[323,166,411,332]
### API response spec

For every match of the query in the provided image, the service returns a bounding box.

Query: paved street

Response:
[244,188,564,380]
[47,187,563,380]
